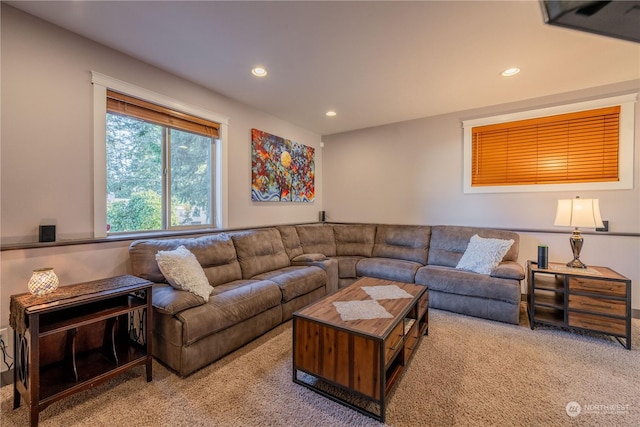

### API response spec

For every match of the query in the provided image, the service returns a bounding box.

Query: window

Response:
[106,91,217,234]
[92,72,228,238]
[462,94,636,193]
[471,106,620,186]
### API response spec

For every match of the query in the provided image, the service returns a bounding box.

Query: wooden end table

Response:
[292,277,428,422]
[527,261,631,349]
[10,275,153,426]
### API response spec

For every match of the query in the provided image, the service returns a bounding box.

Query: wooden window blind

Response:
[106,90,220,138]
[471,106,620,186]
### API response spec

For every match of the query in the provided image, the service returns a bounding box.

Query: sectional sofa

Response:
[129,223,524,376]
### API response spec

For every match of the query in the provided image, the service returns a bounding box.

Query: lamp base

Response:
[566,258,587,269]
[567,229,587,269]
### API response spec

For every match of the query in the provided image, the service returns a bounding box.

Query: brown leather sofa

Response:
[129,223,523,376]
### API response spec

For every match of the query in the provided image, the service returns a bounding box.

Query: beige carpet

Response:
[1,307,639,427]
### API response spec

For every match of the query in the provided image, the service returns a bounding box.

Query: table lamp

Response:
[554,196,603,269]
[28,267,59,296]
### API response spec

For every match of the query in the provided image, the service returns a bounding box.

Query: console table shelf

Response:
[10,275,152,427]
[39,295,146,336]
[527,261,631,349]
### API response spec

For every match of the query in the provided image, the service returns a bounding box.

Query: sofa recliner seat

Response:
[150,280,284,377]
[176,280,283,346]
[230,228,330,320]
[354,225,431,283]
[414,225,523,324]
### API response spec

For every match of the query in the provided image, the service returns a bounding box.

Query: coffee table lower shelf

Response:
[294,368,388,421]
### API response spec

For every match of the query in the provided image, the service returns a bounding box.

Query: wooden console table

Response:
[10,275,153,426]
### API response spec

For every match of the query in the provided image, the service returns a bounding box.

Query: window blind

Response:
[106,90,220,138]
[471,106,620,186]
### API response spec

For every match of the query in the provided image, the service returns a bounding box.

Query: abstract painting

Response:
[251,128,315,202]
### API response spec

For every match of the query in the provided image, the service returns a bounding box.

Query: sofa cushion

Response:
[333,224,376,257]
[455,234,514,275]
[415,265,521,304]
[152,283,208,315]
[183,234,243,285]
[428,291,519,325]
[230,228,291,279]
[356,257,422,283]
[372,224,431,265]
[276,225,304,259]
[428,226,519,267]
[155,245,213,301]
[130,238,191,283]
[177,279,282,346]
[295,224,337,256]
[253,266,326,302]
[129,233,243,286]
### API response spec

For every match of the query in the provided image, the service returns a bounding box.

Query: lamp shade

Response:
[554,198,604,228]
[27,267,59,296]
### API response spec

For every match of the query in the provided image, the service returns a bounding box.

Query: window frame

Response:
[92,71,229,238]
[462,93,636,194]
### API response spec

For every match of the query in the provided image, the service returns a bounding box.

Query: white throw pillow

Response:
[155,245,212,301]
[456,234,514,275]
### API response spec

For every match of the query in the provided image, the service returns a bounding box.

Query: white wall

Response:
[323,81,640,310]
[0,6,322,333]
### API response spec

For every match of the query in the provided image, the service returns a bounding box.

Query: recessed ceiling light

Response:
[325,111,337,117]
[251,67,267,77]
[501,67,520,77]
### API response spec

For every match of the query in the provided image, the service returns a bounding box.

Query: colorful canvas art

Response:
[251,128,315,202]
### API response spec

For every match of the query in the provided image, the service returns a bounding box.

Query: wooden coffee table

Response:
[292,277,428,422]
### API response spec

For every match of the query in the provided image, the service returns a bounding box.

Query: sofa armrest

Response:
[152,283,207,315]
[291,253,328,262]
[490,261,525,281]
[291,257,339,294]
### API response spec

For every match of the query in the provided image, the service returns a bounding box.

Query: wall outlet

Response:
[0,328,12,373]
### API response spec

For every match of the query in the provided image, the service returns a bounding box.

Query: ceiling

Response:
[6,1,640,136]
